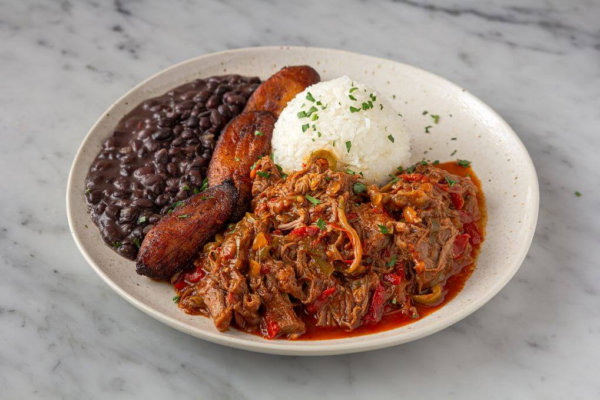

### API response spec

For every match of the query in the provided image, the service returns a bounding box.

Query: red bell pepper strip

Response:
[453,234,470,258]
[464,222,482,245]
[450,193,465,210]
[364,283,387,325]
[458,210,473,224]
[402,173,429,183]
[383,273,402,285]
[306,286,337,314]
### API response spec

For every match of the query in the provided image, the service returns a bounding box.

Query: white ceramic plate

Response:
[67,47,539,356]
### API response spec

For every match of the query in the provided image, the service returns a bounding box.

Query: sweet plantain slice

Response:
[208,111,276,221]
[245,65,320,117]
[136,183,237,280]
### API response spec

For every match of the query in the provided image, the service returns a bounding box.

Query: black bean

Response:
[155,194,170,206]
[210,109,223,128]
[143,225,154,235]
[117,243,137,259]
[194,89,210,103]
[119,207,138,224]
[105,204,121,219]
[206,95,221,109]
[152,128,173,141]
[132,198,154,208]
[154,148,169,165]
[226,94,246,106]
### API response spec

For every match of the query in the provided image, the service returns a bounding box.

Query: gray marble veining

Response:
[1,0,599,398]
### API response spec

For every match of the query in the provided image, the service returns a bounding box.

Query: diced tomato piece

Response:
[289,226,320,236]
[364,283,387,325]
[186,266,206,283]
[450,193,465,210]
[266,318,281,339]
[458,210,473,224]
[464,222,482,245]
[383,273,402,285]
[453,234,470,258]
[402,173,429,183]
[173,279,188,291]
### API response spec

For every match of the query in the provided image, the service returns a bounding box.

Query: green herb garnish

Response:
[254,130,264,136]
[138,216,147,224]
[425,125,432,133]
[349,106,361,113]
[388,134,395,143]
[431,114,440,124]
[182,185,190,191]
[178,214,189,219]
[349,95,357,101]
[433,160,440,165]
[198,178,208,192]
[575,191,582,197]
[85,188,91,194]
[349,87,358,93]
[451,150,457,156]
[297,111,308,118]
[445,176,457,187]
[132,238,141,248]
[173,295,180,303]
[422,110,428,115]
[386,257,397,268]
[346,169,356,175]
[113,241,122,249]
[457,159,471,168]
[305,194,321,205]
[306,92,315,102]
[345,141,352,153]
[316,218,326,230]
[257,171,271,179]
[378,224,390,234]
[302,124,310,132]
[353,182,367,194]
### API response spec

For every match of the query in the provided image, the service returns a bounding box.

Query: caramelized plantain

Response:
[208,111,276,221]
[245,65,320,117]
[136,183,237,280]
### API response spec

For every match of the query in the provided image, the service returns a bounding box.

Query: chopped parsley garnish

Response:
[406,165,416,174]
[433,160,440,165]
[307,106,318,116]
[451,150,457,156]
[297,111,308,118]
[431,114,440,124]
[386,257,397,268]
[302,124,310,132]
[388,175,400,183]
[182,185,190,191]
[316,101,322,106]
[380,104,384,110]
[353,182,367,194]
[332,140,336,147]
[420,160,428,165]
[132,238,141,248]
[306,92,315,102]
[199,195,215,201]
[349,106,361,113]
[425,125,432,133]
[178,214,189,219]
[198,178,208,192]
[173,295,180,303]
[85,188,91,194]
[311,113,319,121]
[317,131,322,137]
[391,298,398,305]
[398,113,403,117]
[168,201,184,214]
[377,224,390,234]
[422,111,428,115]
[138,216,147,224]
[346,169,356,175]
[257,171,271,179]
[370,93,377,102]
[445,176,457,187]
[345,141,352,153]
[348,94,357,101]
[113,241,122,249]
[349,87,359,93]
[234,157,241,162]
[254,130,264,136]
[457,159,472,168]
[316,218,326,230]
[397,166,404,173]
[388,134,395,143]
[361,101,373,110]
[305,194,321,205]
[575,191,582,197]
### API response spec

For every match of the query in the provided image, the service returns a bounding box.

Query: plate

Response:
[67,46,539,355]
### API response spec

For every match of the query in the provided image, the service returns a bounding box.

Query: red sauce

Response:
[297,162,487,340]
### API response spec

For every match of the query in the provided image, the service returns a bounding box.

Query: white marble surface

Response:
[1,0,599,398]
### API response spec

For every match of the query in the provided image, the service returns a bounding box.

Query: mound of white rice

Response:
[272,75,410,185]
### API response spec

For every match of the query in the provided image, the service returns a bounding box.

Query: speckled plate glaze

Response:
[67,47,539,356]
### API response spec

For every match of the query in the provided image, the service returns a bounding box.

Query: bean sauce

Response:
[84,75,261,259]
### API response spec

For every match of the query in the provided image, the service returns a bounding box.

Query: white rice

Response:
[272,75,410,185]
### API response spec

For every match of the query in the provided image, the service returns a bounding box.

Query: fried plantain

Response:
[136,183,237,280]
[245,65,320,117]
[208,111,276,221]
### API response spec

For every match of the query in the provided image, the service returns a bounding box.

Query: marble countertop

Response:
[1,0,599,398]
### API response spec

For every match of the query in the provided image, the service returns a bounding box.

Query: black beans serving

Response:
[84,75,261,259]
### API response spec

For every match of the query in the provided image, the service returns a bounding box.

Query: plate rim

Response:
[66,46,539,356]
